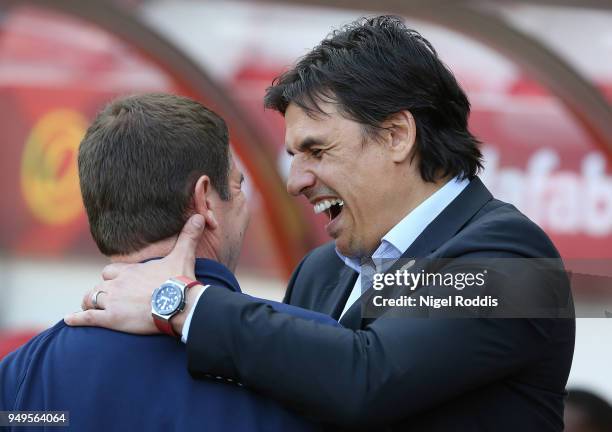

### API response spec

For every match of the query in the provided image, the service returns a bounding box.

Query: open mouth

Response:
[313,198,344,221]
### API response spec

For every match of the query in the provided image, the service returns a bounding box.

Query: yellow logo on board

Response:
[21,109,87,225]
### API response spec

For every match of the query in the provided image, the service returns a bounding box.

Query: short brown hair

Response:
[78,93,230,255]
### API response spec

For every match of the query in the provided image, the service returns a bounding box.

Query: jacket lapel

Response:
[330,266,358,320]
[338,292,363,329]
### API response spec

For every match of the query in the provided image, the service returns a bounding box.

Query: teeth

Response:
[313,199,344,214]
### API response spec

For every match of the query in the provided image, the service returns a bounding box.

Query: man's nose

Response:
[286,159,316,197]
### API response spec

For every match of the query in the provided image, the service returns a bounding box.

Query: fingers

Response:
[102,262,133,281]
[170,214,205,273]
[75,261,164,334]
[64,310,111,328]
[82,289,94,310]
[82,284,110,310]
[72,216,205,334]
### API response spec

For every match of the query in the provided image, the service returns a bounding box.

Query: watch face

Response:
[152,283,183,316]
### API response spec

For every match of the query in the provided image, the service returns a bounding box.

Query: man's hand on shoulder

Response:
[64,214,205,335]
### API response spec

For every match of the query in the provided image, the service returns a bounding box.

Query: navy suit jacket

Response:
[186,178,575,431]
[0,259,339,432]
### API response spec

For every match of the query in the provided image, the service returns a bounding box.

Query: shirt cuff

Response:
[180,285,208,344]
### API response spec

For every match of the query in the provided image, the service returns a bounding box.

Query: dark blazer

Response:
[187,178,575,431]
[0,259,338,432]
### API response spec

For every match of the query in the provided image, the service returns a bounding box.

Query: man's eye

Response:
[311,149,323,158]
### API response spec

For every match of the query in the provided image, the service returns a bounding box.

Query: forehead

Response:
[284,102,356,151]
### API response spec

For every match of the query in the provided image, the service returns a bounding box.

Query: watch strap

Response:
[173,276,203,291]
[154,316,178,337]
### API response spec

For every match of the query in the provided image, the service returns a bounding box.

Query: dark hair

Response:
[78,93,230,256]
[566,389,612,432]
[264,15,482,182]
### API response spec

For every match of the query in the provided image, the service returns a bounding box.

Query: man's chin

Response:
[334,239,358,259]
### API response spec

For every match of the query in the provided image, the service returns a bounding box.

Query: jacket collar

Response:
[401,177,493,259]
[141,257,241,293]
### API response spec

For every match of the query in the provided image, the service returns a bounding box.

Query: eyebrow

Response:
[286,137,325,156]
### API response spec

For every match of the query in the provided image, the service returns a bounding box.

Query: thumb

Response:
[170,214,205,267]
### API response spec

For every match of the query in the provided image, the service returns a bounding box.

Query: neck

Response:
[397,177,449,223]
[109,238,176,264]
[108,232,224,267]
[367,175,451,255]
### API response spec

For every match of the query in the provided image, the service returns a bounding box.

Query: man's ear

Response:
[193,175,219,230]
[383,110,416,164]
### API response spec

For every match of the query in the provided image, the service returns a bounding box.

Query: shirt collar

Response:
[336,176,470,273]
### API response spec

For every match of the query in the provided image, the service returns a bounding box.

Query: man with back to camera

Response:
[0,93,339,431]
[67,16,575,431]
